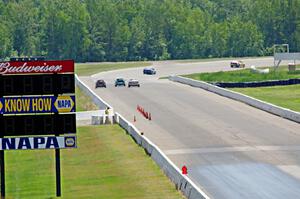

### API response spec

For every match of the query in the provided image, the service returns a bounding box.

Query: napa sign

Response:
[0,136,76,150]
[0,95,75,114]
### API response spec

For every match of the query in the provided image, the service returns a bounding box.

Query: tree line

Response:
[0,0,299,62]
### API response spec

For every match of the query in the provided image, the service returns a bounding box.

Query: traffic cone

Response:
[182,165,188,175]
[148,113,151,120]
[145,112,149,119]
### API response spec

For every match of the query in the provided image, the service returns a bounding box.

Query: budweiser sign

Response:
[0,60,74,74]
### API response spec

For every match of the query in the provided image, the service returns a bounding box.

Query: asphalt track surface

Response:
[79,57,300,199]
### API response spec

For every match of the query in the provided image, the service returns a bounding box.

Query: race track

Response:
[79,57,300,199]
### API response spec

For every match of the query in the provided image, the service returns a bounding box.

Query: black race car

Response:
[143,67,156,75]
[95,79,106,88]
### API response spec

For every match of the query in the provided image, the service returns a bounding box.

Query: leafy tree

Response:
[0,0,299,61]
[227,18,264,57]
[42,0,90,61]
[205,22,228,57]
[6,0,40,56]
[0,22,11,59]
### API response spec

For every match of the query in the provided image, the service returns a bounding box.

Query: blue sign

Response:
[0,136,77,150]
[0,95,75,114]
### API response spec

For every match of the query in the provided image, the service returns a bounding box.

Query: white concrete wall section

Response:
[75,74,111,109]
[169,76,300,123]
[115,113,210,199]
[76,110,105,120]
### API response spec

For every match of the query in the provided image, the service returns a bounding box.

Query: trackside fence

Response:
[115,113,210,199]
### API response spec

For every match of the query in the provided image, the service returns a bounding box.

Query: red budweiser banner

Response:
[0,60,74,75]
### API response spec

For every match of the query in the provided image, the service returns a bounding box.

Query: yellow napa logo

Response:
[54,96,75,113]
[0,100,3,112]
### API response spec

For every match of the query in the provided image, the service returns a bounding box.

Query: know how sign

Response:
[0,95,75,114]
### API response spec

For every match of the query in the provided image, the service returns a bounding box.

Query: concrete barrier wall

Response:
[75,74,111,110]
[169,76,300,123]
[115,113,210,199]
[76,75,210,198]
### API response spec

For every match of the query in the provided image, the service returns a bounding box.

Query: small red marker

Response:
[182,165,188,175]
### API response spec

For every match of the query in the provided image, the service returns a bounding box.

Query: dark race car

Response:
[95,79,106,88]
[143,67,156,75]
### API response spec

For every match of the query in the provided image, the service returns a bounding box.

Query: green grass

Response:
[75,62,151,76]
[185,65,300,83]
[185,65,300,112]
[76,87,98,111]
[5,87,183,198]
[175,57,241,63]
[231,84,300,112]
[175,56,267,63]
[6,125,183,199]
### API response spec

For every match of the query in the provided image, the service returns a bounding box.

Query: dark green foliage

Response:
[0,0,299,62]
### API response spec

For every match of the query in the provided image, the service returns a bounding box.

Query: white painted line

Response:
[278,165,300,180]
[164,145,300,155]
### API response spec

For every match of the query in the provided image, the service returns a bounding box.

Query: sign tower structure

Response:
[0,58,77,197]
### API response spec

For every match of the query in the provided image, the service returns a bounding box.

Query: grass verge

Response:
[5,87,183,198]
[185,65,300,83]
[6,125,183,198]
[76,87,98,111]
[175,57,239,63]
[231,85,300,112]
[184,65,300,112]
[75,62,151,76]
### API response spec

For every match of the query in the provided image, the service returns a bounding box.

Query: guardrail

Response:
[169,75,300,123]
[75,75,210,199]
[115,113,210,199]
